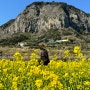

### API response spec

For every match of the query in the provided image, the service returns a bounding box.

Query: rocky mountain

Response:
[0,2,90,42]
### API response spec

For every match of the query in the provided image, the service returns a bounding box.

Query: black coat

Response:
[40,48,50,65]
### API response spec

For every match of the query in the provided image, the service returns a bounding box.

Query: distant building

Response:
[18,42,27,48]
[55,39,69,43]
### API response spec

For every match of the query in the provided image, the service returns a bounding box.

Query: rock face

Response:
[0,2,90,35]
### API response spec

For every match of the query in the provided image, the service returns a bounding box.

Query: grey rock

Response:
[0,2,90,36]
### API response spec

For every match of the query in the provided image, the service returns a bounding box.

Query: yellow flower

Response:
[41,70,50,80]
[35,79,43,88]
[43,86,49,90]
[12,81,17,86]
[49,80,57,87]
[13,76,18,82]
[18,67,24,72]
[73,46,81,54]
[82,58,86,62]
[14,52,23,61]
[56,61,63,68]
[64,50,70,56]
[14,52,21,56]
[12,81,17,89]
[27,72,32,76]
[0,83,3,89]
[33,67,41,75]
[30,53,40,60]
[14,88,18,90]
[57,81,64,90]
[88,58,90,61]
[51,54,58,61]
[84,81,90,86]
[64,73,69,78]
[78,53,83,57]
[77,85,82,90]
[49,73,58,81]
[34,49,39,53]
[79,71,84,75]
[69,78,73,84]
[3,68,8,73]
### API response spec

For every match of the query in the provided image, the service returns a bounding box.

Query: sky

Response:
[0,0,90,26]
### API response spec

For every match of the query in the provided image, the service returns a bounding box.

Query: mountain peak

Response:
[0,1,90,41]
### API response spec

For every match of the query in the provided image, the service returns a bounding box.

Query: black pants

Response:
[43,60,50,65]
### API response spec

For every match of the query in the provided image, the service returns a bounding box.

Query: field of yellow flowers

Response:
[0,46,90,90]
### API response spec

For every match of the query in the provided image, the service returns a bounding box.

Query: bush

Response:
[0,34,29,46]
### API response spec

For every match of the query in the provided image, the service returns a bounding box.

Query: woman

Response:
[39,47,50,65]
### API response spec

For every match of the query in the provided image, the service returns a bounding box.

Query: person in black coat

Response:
[39,47,50,65]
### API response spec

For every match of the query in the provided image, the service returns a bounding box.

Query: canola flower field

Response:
[0,46,90,90]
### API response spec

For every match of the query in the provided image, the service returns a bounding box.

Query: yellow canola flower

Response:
[29,66,41,75]
[30,52,40,60]
[78,53,83,57]
[51,54,58,61]
[64,73,69,78]
[77,84,82,90]
[48,73,59,81]
[82,58,86,62]
[56,61,63,68]
[35,79,43,88]
[27,72,32,76]
[84,81,90,86]
[49,60,56,69]
[14,52,23,61]
[79,71,84,75]
[88,58,90,61]
[18,67,25,72]
[2,60,9,68]
[34,68,41,75]
[42,70,51,75]
[73,46,81,54]
[57,81,64,90]
[41,70,50,80]
[0,83,3,89]
[42,86,50,90]
[69,78,73,84]
[13,76,19,82]
[64,50,70,56]
[12,81,18,90]
[14,88,18,90]
[49,80,57,88]
[3,68,8,73]
[33,49,39,53]
[14,52,21,57]
[12,82,17,86]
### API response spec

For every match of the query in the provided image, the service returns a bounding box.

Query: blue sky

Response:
[0,0,90,25]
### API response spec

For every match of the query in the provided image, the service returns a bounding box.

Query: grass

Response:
[0,44,89,60]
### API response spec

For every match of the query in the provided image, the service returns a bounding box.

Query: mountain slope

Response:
[0,2,90,43]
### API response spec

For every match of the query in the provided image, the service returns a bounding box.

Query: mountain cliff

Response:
[0,2,90,42]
